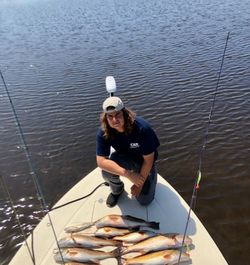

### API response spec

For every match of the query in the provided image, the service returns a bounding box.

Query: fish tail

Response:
[119,246,127,255]
[128,226,140,232]
[116,253,127,265]
[117,257,126,265]
[147,221,160,230]
[113,239,123,247]
[111,247,121,258]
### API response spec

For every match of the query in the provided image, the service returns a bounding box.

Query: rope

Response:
[177,31,230,264]
[50,182,109,211]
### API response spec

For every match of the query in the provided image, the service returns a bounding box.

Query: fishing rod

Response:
[177,31,231,264]
[0,70,46,215]
[0,70,65,264]
[0,71,114,264]
[0,174,35,263]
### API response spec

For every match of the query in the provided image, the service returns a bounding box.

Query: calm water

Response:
[0,0,250,264]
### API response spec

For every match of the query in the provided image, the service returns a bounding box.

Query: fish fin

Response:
[113,239,123,247]
[147,221,160,230]
[122,242,133,247]
[119,246,127,255]
[53,248,59,254]
[64,222,93,233]
[74,225,97,236]
[122,215,161,230]
[128,226,140,232]
[124,215,148,223]
[163,232,178,237]
[117,257,126,265]
[123,215,160,230]
[111,247,121,258]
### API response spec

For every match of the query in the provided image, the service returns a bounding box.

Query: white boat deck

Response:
[9,168,228,265]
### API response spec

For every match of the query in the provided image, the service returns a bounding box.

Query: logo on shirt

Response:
[130,142,140,149]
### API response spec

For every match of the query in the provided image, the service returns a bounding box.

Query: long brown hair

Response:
[100,108,136,139]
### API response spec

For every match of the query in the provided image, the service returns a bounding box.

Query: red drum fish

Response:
[121,234,192,255]
[120,249,191,265]
[113,230,157,244]
[65,262,100,265]
[58,234,121,248]
[54,247,119,263]
[75,226,140,238]
[65,215,159,233]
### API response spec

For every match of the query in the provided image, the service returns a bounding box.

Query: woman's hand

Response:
[124,170,148,196]
[130,184,143,196]
[124,170,145,186]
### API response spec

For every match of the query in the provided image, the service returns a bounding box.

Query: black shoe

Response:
[106,193,121,208]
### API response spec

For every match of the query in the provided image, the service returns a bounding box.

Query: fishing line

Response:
[177,31,230,264]
[0,174,35,264]
[0,70,65,264]
[0,70,45,215]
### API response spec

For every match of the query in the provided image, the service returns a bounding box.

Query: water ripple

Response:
[0,0,250,264]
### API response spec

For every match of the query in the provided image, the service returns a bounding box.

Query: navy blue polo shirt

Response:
[96,117,160,163]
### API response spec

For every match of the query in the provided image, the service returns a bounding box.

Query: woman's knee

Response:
[136,194,154,206]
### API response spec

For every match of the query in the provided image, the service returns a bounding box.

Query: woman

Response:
[96,96,160,207]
